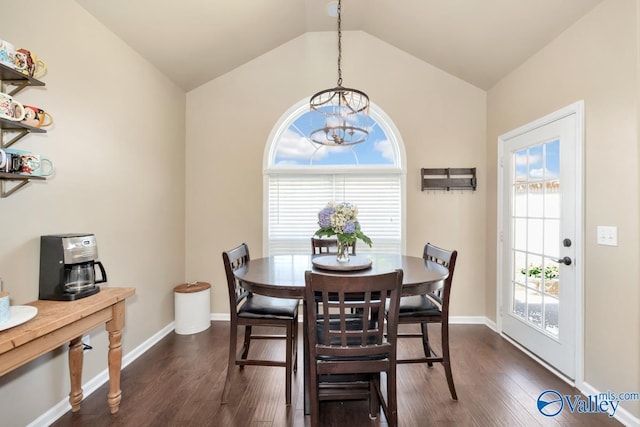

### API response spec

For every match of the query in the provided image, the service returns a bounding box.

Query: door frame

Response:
[496,100,584,387]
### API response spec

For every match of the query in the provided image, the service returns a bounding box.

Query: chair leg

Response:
[420,322,434,367]
[293,314,298,372]
[240,325,252,369]
[221,323,238,404]
[386,364,398,427]
[309,366,319,427]
[285,322,292,405]
[368,374,380,419]
[441,320,457,400]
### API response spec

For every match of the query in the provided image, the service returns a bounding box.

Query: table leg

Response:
[106,300,126,414]
[68,336,84,412]
[303,299,310,415]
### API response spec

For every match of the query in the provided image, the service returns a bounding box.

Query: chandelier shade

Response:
[309,0,370,147]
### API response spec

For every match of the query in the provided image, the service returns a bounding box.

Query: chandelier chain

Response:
[337,0,342,86]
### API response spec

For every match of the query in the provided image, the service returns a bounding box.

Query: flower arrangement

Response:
[315,202,372,249]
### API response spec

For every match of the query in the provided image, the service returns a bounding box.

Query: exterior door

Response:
[498,102,583,380]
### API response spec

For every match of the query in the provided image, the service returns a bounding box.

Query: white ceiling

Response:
[75,0,603,92]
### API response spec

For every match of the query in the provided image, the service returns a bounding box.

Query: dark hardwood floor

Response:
[52,323,621,426]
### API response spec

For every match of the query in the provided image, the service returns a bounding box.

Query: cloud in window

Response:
[275,128,327,162]
[373,139,395,162]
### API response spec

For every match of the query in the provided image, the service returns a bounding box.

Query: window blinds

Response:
[267,173,402,255]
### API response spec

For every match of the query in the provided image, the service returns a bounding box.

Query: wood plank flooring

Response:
[51,323,622,426]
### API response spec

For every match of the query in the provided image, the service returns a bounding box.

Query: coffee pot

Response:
[64,261,106,293]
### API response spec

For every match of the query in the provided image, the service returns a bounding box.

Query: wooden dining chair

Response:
[221,243,299,405]
[310,237,356,255]
[395,242,458,400]
[305,269,403,427]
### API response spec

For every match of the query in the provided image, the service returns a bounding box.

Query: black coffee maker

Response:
[39,234,107,301]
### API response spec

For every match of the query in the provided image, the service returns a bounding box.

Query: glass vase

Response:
[336,242,350,263]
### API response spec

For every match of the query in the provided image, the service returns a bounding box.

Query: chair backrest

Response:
[222,243,251,319]
[311,237,356,255]
[423,243,458,315]
[304,269,403,360]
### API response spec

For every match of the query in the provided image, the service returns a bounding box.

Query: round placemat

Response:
[312,255,373,271]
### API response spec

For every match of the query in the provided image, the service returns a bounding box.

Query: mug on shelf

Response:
[0,39,16,69]
[5,148,55,177]
[23,105,53,128]
[0,92,26,121]
[0,150,20,173]
[16,48,46,78]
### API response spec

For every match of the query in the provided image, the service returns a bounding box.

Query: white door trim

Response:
[496,100,584,387]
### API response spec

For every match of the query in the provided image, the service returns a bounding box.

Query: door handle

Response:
[552,256,572,266]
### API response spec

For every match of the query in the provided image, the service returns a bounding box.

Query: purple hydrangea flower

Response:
[318,207,335,228]
[344,221,356,234]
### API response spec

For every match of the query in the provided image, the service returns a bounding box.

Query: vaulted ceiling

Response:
[75,0,603,92]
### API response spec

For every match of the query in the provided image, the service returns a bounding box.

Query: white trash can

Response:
[174,282,211,335]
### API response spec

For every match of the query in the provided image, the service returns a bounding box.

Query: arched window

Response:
[264,98,406,255]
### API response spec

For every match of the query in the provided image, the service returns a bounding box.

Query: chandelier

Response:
[309,0,370,146]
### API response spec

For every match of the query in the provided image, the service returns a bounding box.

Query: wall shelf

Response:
[0,63,47,198]
[421,167,477,191]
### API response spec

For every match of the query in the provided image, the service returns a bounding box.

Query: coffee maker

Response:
[39,234,107,301]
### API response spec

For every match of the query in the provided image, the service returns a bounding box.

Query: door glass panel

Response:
[527,183,543,217]
[527,288,543,328]
[513,218,526,251]
[513,283,526,319]
[544,219,560,258]
[510,140,562,337]
[544,295,559,335]
[527,219,543,254]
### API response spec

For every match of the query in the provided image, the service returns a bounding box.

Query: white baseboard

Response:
[29,323,176,427]
[580,381,640,427]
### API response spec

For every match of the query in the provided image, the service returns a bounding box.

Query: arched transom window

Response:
[264,99,406,255]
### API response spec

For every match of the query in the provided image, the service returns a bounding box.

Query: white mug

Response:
[0,92,26,121]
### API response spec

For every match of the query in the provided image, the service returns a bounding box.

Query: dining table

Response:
[233,252,449,414]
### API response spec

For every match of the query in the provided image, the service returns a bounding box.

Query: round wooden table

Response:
[233,253,449,415]
[233,253,448,298]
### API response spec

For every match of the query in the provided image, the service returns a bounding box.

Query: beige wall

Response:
[0,1,186,425]
[1,0,637,425]
[185,31,487,318]
[487,0,639,418]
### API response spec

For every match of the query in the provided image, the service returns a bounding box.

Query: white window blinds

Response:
[267,173,402,255]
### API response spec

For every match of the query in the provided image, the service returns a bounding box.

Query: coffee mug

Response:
[16,48,46,78]
[0,149,6,170]
[0,291,9,323]
[0,150,20,173]
[23,105,53,128]
[0,39,16,69]
[0,92,26,121]
[5,148,55,177]
[13,50,29,74]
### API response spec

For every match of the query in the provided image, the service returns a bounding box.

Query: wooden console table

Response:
[0,287,135,414]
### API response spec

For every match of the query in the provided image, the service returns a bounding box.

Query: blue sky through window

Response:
[272,109,397,167]
[514,139,560,181]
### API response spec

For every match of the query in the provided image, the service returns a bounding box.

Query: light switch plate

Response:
[596,226,618,246]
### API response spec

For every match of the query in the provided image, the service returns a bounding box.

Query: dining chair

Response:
[310,237,356,255]
[304,269,403,427]
[395,242,458,400]
[221,243,299,405]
